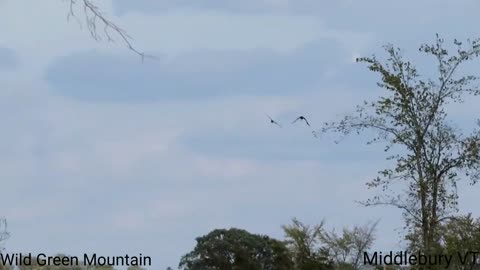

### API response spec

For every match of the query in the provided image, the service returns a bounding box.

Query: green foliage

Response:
[439,214,480,269]
[180,221,377,270]
[282,218,377,270]
[319,221,378,270]
[179,228,294,270]
[282,218,333,270]
[321,34,480,252]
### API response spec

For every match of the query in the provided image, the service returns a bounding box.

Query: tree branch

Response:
[66,0,155,61]
[356,199,422,224]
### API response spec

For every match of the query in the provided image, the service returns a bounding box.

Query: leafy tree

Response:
[348,221,378,270]
[319,221,378,270]
[179,228,294,270]
[282,218,333,270]
[438,214,480,270]
[320,34,480,254]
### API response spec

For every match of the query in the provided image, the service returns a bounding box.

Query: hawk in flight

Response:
[292,116,310,127]
[266,114,282,127]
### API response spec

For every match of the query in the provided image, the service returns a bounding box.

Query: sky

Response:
[1,0,480,269]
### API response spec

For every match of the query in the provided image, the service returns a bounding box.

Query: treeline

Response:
[177,215,480,270]
[0,218,378,270]
[3,214,480,270]
[178,218,378,270]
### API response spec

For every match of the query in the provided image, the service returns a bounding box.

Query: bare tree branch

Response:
[357,199,422,224]
[0,218,9,252]
[65,0,156,61]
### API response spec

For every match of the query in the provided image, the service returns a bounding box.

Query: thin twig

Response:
[65,0,157,62]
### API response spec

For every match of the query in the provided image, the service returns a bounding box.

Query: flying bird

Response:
[266,114,282,127]
[292,115,310,127]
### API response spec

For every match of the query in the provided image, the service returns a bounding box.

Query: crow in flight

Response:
[266,114,282,127]
[292,116,310,127]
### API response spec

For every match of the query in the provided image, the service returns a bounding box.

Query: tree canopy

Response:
[179,228,294,270]
[320,34,480,253]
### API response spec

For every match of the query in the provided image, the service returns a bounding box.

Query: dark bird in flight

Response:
[266,114,282,127]
[292,115,310,127]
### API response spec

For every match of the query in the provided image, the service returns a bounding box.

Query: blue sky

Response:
[2,0,480,269]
